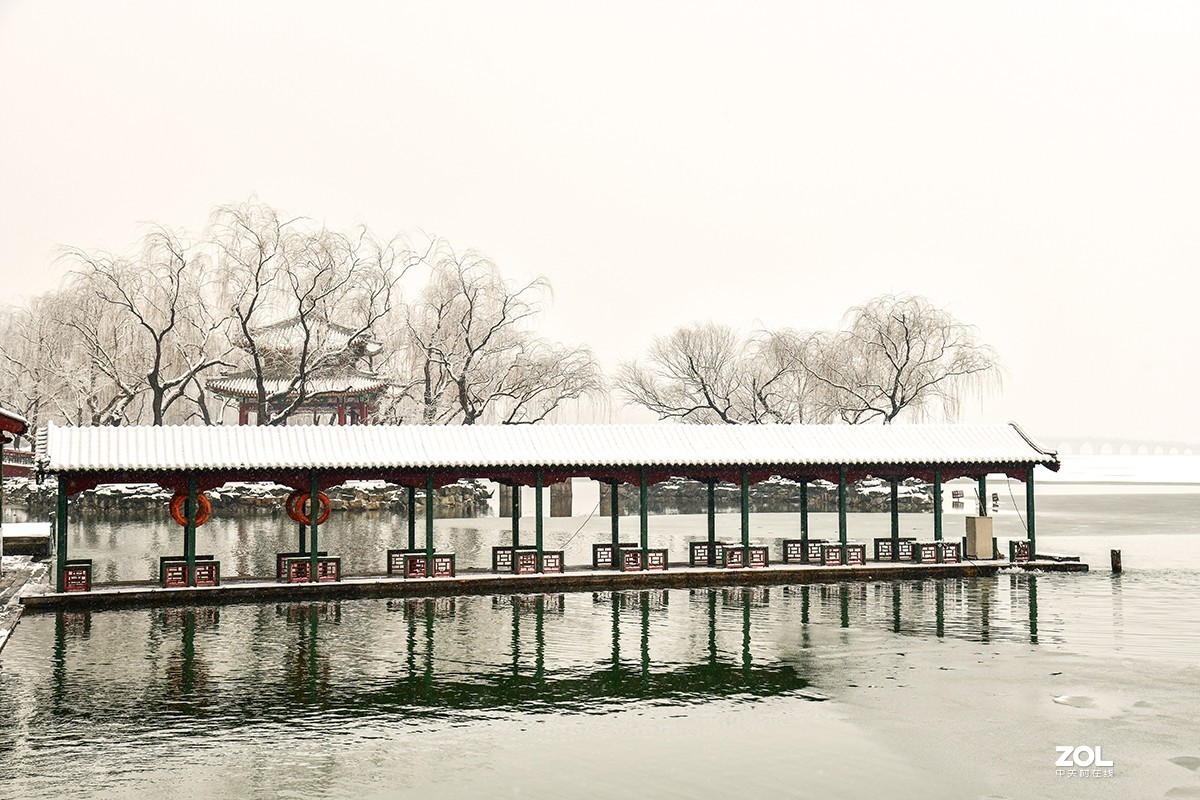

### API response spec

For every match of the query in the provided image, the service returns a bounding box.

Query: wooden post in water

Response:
[1111,549,1122,573]
[977,475,988,516]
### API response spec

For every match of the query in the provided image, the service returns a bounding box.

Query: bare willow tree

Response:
[792,294,1000,424]
[0,296,77,437]
[615,323,749,423]
[52,285,144,426]
[395,240,602,425]
[614,322,829,424]
[620,296,999,425]
[0,288,148,430]
[62,229,233,425]
[210,201,405,425]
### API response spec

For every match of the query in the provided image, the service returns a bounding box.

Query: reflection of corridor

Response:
[44,578,1042,724]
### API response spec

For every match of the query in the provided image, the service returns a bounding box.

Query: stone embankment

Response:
[0,555,49,653]
[5,474,935,521]
[607,475,934,515]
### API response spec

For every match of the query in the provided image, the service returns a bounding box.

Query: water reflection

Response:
[34,578,1047,730]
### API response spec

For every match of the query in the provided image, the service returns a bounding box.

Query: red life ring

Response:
[287,490,331,526]
[169,491,212,527]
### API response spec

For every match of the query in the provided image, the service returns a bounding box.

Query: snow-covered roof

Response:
[40,422,1058,474]
[206,375,389,398]
[0,406,29,435]
[239,317,382,356]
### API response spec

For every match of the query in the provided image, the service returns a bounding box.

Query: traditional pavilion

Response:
[1,405,30,574]
[38,422,1062,595]
[207,317,388,425]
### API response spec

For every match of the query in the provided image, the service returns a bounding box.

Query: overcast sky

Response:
[2,1,1198,443]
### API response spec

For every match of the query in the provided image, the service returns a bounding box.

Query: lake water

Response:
[2,475,1200,799]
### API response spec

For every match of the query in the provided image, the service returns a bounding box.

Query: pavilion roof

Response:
[240,316,382,356]
[205,374,389,399]
[1,406,29,435]
[40,422,1059,475]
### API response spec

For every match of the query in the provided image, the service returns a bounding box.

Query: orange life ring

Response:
[287,490,331,526]
[169,491,212,527]
[284,489,308,524]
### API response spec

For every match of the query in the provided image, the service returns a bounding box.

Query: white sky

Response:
[2,1,1198,442]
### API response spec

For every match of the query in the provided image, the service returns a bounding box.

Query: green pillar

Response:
[407,485,416,550]
[535,470,544,570]
[978,474,989,516]
[309,472,320,582]
[512,483,521,549]
[639,467,648,561]
[610,480,619,547]
[55,478,68,592]
[706,479,716,567]
[186,475,198,585]
[889,477,899,562]
[425,474,435,560]
[837,466,848,545]
[1026,464,1037,555]
[800,480,809,544]
[933,468,943,541]
[740,468,750,548]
